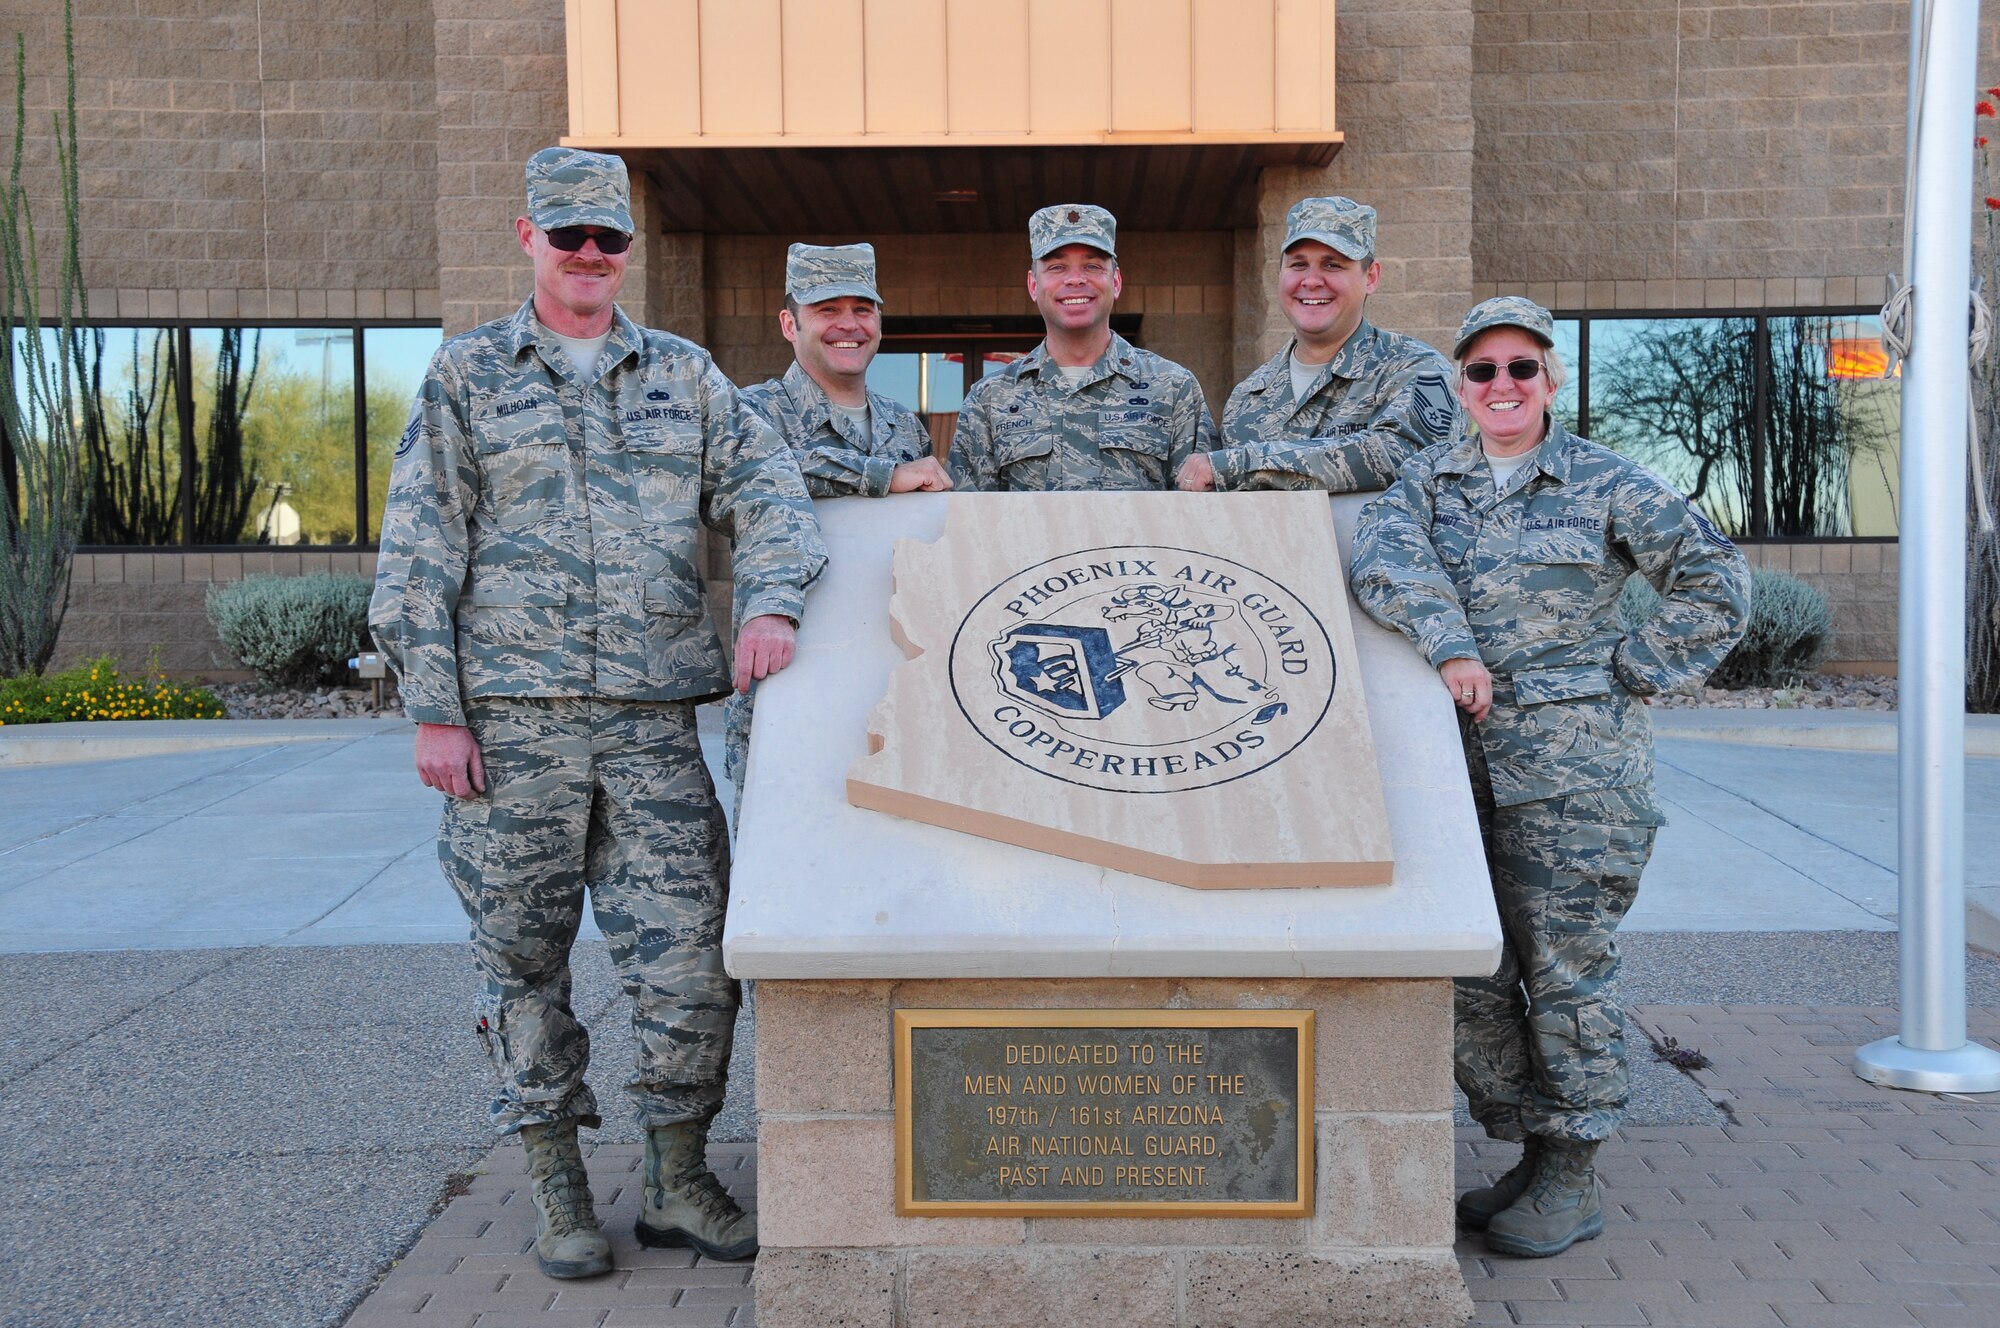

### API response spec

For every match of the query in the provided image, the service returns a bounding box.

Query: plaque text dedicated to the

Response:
[896,1010,1313,1217]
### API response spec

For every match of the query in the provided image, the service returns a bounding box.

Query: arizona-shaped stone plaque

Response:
[846,492,1393,887]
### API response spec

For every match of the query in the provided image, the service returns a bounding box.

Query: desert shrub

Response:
[1618,569,1831,689]
[1712,568,1834,688]
[206,573,372,688]
[0,656,224,724]
[1616,564,1832,688]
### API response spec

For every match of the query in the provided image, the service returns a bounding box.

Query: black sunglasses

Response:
[1462,357,1545,384]
[544,227,632,255]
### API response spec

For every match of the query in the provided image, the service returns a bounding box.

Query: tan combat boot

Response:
[1484,1139,1603,1258]
[635,1121,758,1261]
[1455,1136,1544,1231]
[518,1120,612,1279]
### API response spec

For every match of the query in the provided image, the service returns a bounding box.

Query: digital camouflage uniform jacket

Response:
[1211,322,1457,492]
[948,332,1218,491]
[1350,417,1750,806]
[739,361,932,497]
[722,360,933,787]
[370,300,828,726]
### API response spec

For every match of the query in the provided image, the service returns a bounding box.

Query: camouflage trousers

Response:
[1455,779,1662,1144]
[438,696,736,1137]
[720,686,753,828]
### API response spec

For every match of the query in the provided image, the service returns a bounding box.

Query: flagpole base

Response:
[1855,1035,2000,1094]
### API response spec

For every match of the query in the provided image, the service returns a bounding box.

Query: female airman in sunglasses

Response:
[1348,296,1751,1259]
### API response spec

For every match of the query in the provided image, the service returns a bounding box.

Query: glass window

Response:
[188,327,357,545]
[869,347,987,454]
[69,326,186,546]
[1550,318,1581,428]
[1773,314,1898,538]
[19,320,439,548]
[1587,316,1758,537]
[866,352,922,413]
[5,327,112,533]
[921,352,966,414]
[364,327,445,542]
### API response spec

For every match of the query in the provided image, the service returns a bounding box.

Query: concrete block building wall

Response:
[5,0,1952,675]
[1470,0,2000,309]
[0,0,440,321]
[432,0,566,335]
[3,0,438,675]
[1236,0,1476,372]
[1462,0,1999,670]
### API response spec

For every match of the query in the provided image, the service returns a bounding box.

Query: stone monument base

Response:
[751,976,1472,1328]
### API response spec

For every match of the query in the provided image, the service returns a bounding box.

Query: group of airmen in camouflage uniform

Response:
[369,145,1748,1278]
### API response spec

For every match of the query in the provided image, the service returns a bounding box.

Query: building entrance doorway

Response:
[865,315,1142,458]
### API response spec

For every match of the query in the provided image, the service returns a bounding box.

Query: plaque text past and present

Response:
[896,1009,1314,1217]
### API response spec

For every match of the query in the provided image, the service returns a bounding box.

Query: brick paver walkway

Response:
[350,1007,1998,1328]
[1462,1005,2000,1327]
[346,1143,758,1328]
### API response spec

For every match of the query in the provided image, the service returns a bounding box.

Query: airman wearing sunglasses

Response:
[1175,196,1458,494]
[722,242,947,800]
[1350,296,1749,1261]
[370,146,827,1281]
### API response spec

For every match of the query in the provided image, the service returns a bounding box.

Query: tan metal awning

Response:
[562,0,1341,233]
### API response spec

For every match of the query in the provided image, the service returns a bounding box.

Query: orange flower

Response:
[1983,137,1992,148]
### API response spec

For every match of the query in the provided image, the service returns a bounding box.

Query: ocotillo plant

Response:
[0,0,87,677]
[1973,95,2000,711]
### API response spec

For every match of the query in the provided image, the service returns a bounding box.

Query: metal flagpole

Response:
[1854,0,2000,1093]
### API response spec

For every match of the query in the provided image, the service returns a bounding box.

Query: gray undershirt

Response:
[830,401,871,438]
[547,329,611,384]
[1058,365,1093,386]
[1290,350,1326,404]
[1485,445,1537,492]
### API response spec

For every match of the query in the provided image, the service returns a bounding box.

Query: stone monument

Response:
[727,493,1500,1328]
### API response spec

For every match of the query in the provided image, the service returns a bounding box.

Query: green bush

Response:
[1714,568,1834,688]
[207,572,373,688]
[1618,568,1832,689]
[0,656,225,725]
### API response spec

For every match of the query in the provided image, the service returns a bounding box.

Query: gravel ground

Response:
[1649,672,1899,710]
[210,680,404,720]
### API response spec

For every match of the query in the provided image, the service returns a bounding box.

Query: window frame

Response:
[1,316,441,552]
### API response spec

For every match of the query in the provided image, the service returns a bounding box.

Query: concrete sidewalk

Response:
[7,714,1991,951]
[2,715,1997,1327]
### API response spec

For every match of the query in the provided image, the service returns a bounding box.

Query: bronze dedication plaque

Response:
[895,1009,1313,1217]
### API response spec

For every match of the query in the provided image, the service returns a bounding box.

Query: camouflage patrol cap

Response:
[1453,295,1557,359]
[524,146,633,234]
[1283,196,1376,260]
[785,242,882,305]
[1028,204,1117,261]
